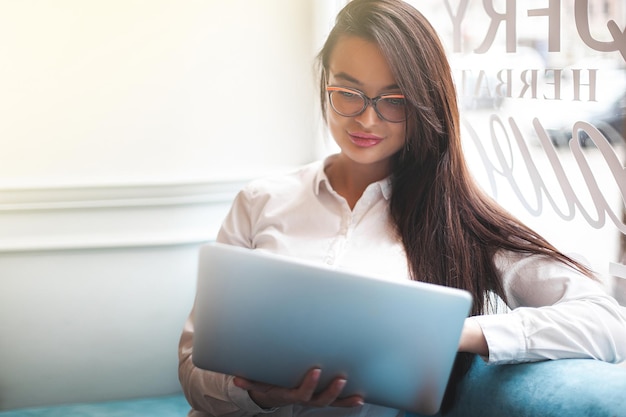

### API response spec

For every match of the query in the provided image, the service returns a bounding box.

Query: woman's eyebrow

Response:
[332,71,400,91]
[333,71,362,85]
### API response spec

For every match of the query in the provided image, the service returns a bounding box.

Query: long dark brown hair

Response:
[317,0,595,412]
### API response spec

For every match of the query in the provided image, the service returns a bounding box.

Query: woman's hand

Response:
[458,317,489,357]
[233,368,364,409]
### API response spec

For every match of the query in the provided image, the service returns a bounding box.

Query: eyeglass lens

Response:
[328,88,406,122]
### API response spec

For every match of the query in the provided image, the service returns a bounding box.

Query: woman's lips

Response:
[349,132,383,148]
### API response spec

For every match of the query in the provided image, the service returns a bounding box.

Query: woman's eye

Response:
[384,97,406,106]
[340,91,358,98]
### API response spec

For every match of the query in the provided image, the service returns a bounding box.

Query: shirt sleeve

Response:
[216,188,255,248]
[178,189,287,416]
[179,309,281,416]
[474,252,626,365]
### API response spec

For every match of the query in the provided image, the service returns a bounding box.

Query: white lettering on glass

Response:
[441,0,626,280]
[443,0,470,53]
[455,68,600,103]
[463,117,625,233]
[527,0,561,52]
[575,0,626,61]
[445,0,626,60]
[474,0,517,53]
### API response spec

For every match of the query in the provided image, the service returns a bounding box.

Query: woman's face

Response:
[326,35,406,174]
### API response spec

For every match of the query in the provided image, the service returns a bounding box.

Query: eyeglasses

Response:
[326,86,407,123]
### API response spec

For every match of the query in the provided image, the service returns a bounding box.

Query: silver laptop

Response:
[192,243,472,415]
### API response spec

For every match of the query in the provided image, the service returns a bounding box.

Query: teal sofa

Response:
[2,358,625,417]
[410,358,626,417]
[0,394,189,417]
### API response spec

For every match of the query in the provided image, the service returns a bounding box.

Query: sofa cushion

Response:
[0,394,189,417]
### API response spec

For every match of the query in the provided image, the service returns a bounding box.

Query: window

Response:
[415,0,626,296]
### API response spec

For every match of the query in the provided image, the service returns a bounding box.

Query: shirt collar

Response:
[379,177,392,200]
[313,158,330,196]
[314,155,392,201]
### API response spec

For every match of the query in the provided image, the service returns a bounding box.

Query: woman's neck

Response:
[325,154,391,210]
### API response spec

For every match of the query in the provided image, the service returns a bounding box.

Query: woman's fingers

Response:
[232,369,363,409]
[232,376,273,393]
[332,394,365,408]
[303,376,347,407]
[233,368,322,408]
[305,377,364,408]
[291,368,322,402]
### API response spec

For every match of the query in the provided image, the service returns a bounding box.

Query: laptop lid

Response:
[192,243,473,415]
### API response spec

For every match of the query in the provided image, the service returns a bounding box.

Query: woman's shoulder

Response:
[240,160,324,199]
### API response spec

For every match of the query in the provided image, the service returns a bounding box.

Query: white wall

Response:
[0,179,246,409]
[0,0,318,186]
[0,0,318,410]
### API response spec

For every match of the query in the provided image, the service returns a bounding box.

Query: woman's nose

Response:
[354,102,380,126]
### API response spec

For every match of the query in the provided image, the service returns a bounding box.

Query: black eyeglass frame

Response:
[326,86,407,123]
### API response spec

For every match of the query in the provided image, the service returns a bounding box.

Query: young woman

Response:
[179,1,626,416]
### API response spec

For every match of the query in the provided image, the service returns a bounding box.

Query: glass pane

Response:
[407,0,626,301]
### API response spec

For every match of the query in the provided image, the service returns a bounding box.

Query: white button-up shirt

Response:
[179,155,626,417]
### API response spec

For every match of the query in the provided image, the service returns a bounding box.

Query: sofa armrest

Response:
[409,358,626,417]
